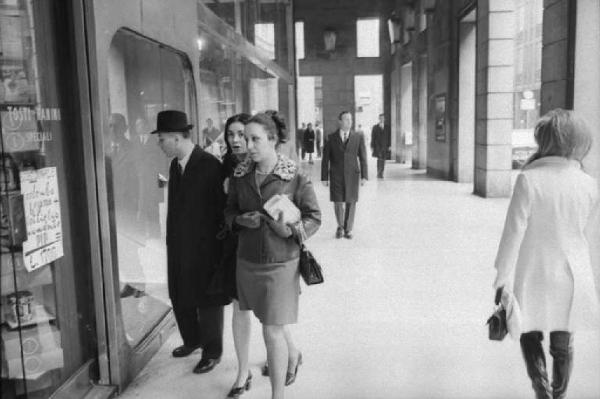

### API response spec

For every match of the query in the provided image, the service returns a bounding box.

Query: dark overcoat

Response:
[303,128,315,153]
[321,130,368,203]
[370,123,390,159]
[166,146,229,307]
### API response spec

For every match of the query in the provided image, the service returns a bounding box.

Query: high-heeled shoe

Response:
[285,352,303,386]
[261,362,269,376]
[227,371,252,398]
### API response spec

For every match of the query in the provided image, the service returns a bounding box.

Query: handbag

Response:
[486,305,508,341]
[299,244,323,285]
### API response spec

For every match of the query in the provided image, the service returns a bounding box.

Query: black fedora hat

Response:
[151,110,193,134]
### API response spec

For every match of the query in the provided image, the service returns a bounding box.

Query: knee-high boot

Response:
[520,331,552,399]
[549,331,573,399]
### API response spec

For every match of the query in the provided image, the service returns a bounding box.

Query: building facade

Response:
[387,0,599,270]
[0,0,295,398]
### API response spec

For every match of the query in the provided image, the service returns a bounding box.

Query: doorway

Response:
[296,76,323,128]
[354,75,383,149]
[415,55,428,169]
[456,9,476,182]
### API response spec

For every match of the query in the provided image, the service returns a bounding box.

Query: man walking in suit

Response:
[315,121,323,158]
[321,111,368,239]
[296,122,306,160]
[153,110,230,374]
[371,113,390,179]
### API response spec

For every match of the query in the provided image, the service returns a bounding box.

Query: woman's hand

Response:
[494,287,504,306]
[235,211,263,229]
[266,213,292,238]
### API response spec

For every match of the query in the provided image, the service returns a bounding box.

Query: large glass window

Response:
[106,31,195,347]
[295,21,305,60]
[254,23,275,60]
[196,27,290,157]
[357,18,380,58]
[1,1,97,397]
[202,0,292,71]
[512,0,543,168]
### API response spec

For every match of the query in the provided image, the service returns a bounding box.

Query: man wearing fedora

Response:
[152,110,230,374]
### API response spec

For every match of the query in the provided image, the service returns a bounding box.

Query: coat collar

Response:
[233,153,297,181]
[524,156,582,170]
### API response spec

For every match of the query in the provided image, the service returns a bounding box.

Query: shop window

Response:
[356,18,380,58]
[1,0,97,397]
[106,31,196,347]
[512,0,543,169]
[295,21,305,60]
[254,23,275,60]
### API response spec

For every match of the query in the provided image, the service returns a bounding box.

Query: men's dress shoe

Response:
[344,231,353,239]
[227,372,252,398]
[335,227,344,239]
[193,357,221,374]
[285,352,303,386]
[172,345,200,358]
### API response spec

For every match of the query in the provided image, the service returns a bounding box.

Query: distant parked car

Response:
[512,146,537,169]
[511,129,537,169]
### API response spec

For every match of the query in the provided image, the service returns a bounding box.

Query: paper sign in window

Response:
[20,167,64,272]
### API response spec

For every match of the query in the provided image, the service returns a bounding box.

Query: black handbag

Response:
[299,244,323,285]
[487,305,508,341]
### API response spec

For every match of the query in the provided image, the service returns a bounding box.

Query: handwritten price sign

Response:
[20,167,64,272]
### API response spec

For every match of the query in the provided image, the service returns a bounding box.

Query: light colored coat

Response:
[494,156,600,332]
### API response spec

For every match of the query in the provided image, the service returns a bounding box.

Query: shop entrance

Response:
[354,75,383,150]
[456,9,476,183]
[399,64,413,165]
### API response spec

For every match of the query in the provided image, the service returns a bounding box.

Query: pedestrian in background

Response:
[315,121,322,158]
[371,113,390,179]
[303,122,315,164]
[225,111,321,399]
[493,109,600,399]
[321,111,368,239]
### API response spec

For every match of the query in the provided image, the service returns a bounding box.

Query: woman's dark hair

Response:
[248,110,288,145]
[222,113,251,177]
[224,113,251,154]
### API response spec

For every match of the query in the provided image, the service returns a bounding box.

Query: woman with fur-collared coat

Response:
[493,109,600,399]
[225,111,321,399]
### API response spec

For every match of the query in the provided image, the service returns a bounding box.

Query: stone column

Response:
[540,0,576,113]
[474,0,515,197]
[573,0,600,289]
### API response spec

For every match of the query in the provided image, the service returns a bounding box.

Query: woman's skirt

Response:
[237,257,300,325]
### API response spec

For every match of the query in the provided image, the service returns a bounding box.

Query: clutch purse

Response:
[263,194,301,225]
[487,305,508,341]
[299,245,323,285]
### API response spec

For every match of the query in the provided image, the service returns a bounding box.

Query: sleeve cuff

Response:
[291,220,308,243]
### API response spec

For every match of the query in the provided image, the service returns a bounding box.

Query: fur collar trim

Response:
[233,153,297,181]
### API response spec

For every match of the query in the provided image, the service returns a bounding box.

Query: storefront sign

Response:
[20,167,64,272]
[3,106,62,130]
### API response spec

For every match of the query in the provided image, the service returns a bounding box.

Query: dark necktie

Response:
[172,162,183,192]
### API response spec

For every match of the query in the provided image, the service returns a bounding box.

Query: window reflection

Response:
[107,31,193,347]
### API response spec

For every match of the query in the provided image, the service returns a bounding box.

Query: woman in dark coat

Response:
[221,113,255,397]
[303,123,316,164]
[225,111,321,399]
